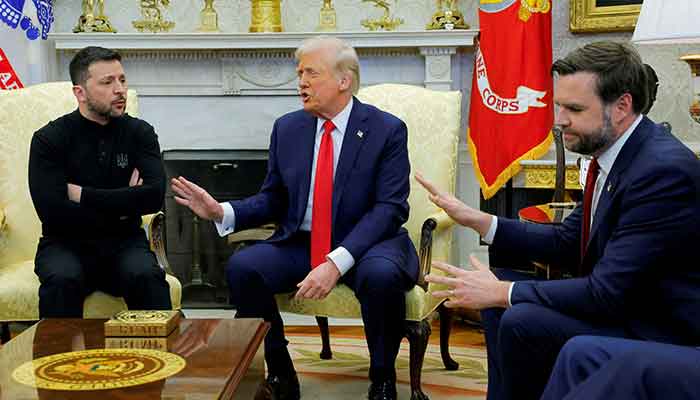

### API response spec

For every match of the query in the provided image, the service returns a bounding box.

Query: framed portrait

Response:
[570,0,642,33]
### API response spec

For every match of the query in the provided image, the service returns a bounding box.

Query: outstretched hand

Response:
[171,176,224,222]
[414,172,492,237]
[425,254,510,310]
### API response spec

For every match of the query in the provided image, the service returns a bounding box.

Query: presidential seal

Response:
[114,310,173,323]
[11,348,185,390]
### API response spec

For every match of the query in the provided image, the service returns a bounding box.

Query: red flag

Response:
[468,0,553,199]
[0,48,24,90]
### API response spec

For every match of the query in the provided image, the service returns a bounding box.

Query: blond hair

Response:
[295,35,360,95]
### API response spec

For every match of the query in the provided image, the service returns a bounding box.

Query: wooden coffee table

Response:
[0,317,269,399]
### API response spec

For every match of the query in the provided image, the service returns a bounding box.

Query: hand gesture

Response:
[171,176,224,222]
[425,254,510,310]
[295,260,341,300]
[414,172,492,236]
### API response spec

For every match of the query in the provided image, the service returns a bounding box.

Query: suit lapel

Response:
[296,114,317,223]
[588,117,653,246]
[332,98,368,224]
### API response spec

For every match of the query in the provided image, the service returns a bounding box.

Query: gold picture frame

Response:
[570,0,642,33]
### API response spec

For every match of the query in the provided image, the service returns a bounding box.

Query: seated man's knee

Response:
[499,303,545,339]
[358,258,402,293]
[225,249,264,290]
[41,266,85,289]
[556,335,608,367]
[127,265,165,282]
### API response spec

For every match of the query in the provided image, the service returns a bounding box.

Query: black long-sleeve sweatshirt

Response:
[28,109,165,239]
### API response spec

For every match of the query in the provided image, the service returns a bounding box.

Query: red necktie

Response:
[310,120,335,269]
[580,158,600,264]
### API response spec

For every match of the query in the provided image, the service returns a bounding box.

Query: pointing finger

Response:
[415,172,440,196]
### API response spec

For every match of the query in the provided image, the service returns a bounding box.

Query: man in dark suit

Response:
[172,36,417,400]
[416,41,700,400]
[541,336,700,400]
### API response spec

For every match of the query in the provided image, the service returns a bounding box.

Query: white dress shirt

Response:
[483,114,643,306]
[215,98,357,275]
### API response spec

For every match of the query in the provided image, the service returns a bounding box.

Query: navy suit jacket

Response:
[228,98,419,281]
[492,117,700,345]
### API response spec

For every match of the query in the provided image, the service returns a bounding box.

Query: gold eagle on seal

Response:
[519,0,550,22]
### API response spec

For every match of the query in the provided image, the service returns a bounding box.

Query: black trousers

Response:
[226,232,415,382]
[34,231,172,318]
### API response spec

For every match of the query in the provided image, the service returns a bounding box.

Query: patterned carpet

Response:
[287,333,488,399]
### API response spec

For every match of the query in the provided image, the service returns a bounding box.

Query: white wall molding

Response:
[51,31,477,51]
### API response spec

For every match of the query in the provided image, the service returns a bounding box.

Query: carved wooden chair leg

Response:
[315,316,333,360]
[405,319,431,400]
[438,304,459,370]
[1,322,10,344]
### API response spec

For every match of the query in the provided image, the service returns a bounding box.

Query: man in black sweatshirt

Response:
[28,46,171,318]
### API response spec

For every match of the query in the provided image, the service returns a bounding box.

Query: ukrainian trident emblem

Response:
[0,0,54,40]
[116,154,128,169]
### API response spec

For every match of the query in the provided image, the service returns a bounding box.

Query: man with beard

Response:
[415,41,700,400]
[28,46,171,318]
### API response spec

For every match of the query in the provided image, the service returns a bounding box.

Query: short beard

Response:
[86,95,124,121]
[568,108,615,156]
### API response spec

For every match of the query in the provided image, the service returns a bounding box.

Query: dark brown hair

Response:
[69,46,122,86]
[552,41,648,114]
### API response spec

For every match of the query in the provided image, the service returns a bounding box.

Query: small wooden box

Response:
[104,310,181,337]
[105,332,178,351]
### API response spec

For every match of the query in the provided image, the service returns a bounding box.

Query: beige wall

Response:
[551,1,700,143]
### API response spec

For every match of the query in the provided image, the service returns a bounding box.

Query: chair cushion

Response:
[275,283,445,322]
[0,260,39,321]
[0,258,181,321]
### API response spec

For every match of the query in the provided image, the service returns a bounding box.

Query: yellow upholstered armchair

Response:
[0,82,181,343]
[274,84,462,400]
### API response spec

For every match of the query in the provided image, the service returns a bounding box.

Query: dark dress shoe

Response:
[368,379,397,400]
[256,372,301,400]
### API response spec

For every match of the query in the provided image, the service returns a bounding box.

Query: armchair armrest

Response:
[0,208,5,233]
[142,212,174,274]
[226,224,276,245]
[416,210,456,289]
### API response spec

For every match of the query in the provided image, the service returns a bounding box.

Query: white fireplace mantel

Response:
[51,30,477,50]
[51,30,478,94]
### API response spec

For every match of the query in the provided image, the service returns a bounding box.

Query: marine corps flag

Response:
[468,0,553,199]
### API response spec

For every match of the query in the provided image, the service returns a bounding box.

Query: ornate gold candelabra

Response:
[250,0,283,32]
[132,0,175,33]
[198,0,219,32]
[317,0,337,32]
[427,0,469,30]
[361,0,403,31]
[73,0,117,33]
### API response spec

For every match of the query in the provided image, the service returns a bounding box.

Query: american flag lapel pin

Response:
[357,130,364,138]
